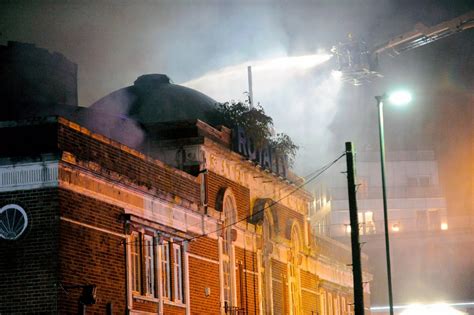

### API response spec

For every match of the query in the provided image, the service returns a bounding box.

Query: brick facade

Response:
[0,188,59,314]
[58,189,127,313]
[57,119,201,205]
[207,170,250,220]
[0,117,365,315]
[188,255,221,315]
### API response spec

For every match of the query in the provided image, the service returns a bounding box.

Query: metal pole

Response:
[247,66,254,109]
[345,142,365,315]
[376,96,394,315]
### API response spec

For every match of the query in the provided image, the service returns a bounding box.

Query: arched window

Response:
[221,190,237,313]
[261,204,274,314]
[288,223,302,315]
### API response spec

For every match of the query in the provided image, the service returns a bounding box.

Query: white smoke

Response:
[182,53,342,174]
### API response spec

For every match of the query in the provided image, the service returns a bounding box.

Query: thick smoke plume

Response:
[183,53,341,174]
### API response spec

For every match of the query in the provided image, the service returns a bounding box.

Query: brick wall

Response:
[132,298,159,313]
[207,171,250,220]
[188,255,221,315]
[0,188,59,314]
[273,202,305,240]
[0,118,201,205]
[163,303,186,314]
[57,188,127,313]
[188,236,219,261]
[57,120,201,205]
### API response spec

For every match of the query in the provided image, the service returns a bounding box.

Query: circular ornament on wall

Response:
[0,204,29,240]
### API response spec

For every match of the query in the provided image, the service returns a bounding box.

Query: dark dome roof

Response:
[90,74,222,125]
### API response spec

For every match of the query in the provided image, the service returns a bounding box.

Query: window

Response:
[416,209,440,231]
[407,177,418,187]
[144,235,155,296]
[320,291,327,315]
[407,176,431,187]
[128,232,185,304]
[131,232,141,293]
[416,210,427,230]
[315,214,330,236]
[364,211,376,234]
[173,244,184,303]
[334,295,340,315]
[358,177,369,196]
[130,232,155,296]
[220,192,237,311]
[419,176,431,186]
[328,292,333,315]
[347,300,354,315]
[428,210,440,230]
[358,211,376,235]
[289,224,302,315]
[261,206,274,314]
[161,241,171,299]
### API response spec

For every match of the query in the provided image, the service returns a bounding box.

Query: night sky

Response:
[1,0,472,105]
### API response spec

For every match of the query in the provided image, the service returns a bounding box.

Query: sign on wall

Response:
[232,126,288,179]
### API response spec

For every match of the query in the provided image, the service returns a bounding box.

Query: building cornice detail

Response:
[0,160,59,192]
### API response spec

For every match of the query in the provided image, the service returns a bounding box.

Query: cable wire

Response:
[189,152,346,242]
[124,152,346,247]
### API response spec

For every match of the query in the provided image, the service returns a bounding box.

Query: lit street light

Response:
[375,90,412,315]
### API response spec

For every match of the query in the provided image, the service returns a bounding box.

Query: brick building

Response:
[0,42,371,314]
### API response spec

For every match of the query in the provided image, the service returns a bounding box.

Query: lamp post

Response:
[375,90,412,315]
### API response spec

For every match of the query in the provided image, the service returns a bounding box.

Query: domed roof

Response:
[90,74,222,126]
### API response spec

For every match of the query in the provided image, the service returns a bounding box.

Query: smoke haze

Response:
[1,0,474,308]
[183,53,340,173]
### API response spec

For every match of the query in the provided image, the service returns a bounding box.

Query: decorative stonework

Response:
[205,148,308,213]
[0,204,28,240]
[0,162,58,192]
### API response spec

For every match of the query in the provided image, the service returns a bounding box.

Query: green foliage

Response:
[270,133,299,166]
[217,101,272,147]
[216,101,299,166]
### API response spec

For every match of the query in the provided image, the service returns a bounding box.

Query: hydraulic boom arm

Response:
[332,10,474,85]
[373,10,474,57]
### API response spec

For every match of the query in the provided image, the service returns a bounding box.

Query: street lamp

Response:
[375,90,412,315]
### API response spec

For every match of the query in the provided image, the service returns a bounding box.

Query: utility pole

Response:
[345,142,365,315]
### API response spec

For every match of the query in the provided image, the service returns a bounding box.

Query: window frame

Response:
[130,232,157,297]
[127,229,186,305]
[288,223,302,315]
[219,190,238,311]
[173,243,184,303]
[161,240,171,300]
[130,232,142,294]
[143,234,155,297]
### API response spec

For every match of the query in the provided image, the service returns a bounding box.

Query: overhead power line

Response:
[123,152,346,247]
